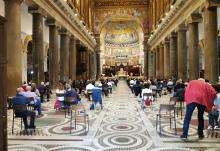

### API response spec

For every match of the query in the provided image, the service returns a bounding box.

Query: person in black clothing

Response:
[38,82,46,103]
[133,80,142,97]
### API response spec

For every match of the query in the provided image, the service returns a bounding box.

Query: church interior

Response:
[0,0,220,150]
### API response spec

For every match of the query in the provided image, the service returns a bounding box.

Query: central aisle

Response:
[91,80,155,150]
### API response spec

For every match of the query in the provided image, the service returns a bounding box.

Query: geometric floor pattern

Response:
[8,80,220,151]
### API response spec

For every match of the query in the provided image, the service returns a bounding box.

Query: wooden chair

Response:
[156,104,177,135]
[12,104,27,134]
[64,96,77,118]
[70,105,89,134]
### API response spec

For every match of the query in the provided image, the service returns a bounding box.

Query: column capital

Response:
[164,38,170,44]
[204,0,220,8]
[186,13,202,24]
[177,24,187,31]
[59,28,70,36]
[46,18,60,27]
[170,32,177,38]
[28,6,46,16]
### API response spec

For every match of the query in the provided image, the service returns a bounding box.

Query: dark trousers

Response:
[208,110,219,127]
[16,110,36,129]
[183,102,206,137]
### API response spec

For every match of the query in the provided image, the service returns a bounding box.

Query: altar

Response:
[117,68,128,79]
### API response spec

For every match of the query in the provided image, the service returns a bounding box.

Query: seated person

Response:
[141,83,153,100]
[56,82,66,108]
[133,80,142,98]
[85,81,94,101]
[208,84,220,130]
[13,88,36,129]
[64,84,80,106]
[24,86,43,117]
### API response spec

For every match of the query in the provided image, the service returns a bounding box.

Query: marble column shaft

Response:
[159,44,164,79]
[170,32,178,78]
[48,20,59,87]
[164,39,170,79]
[153,51,156,78]
[204,6,218,83]
[177,26,187,81]
[0,10,8,151]
[188,20,200,80]
[69,36,77,81]
[96,51,101,79]
[5,0,23,96]
[144,50,148,78]
[156,48,160,78]
[32,11,44,85]
[148,51,153,78]
[82,50,87,80]
[59,30,70,81]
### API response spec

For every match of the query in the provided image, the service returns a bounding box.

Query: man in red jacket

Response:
[180,79,217,140]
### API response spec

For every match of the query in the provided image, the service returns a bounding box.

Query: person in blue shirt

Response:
[64,84,80,106]
[92,82,103,109]
[208,84,220,130]
[13,87,36,129]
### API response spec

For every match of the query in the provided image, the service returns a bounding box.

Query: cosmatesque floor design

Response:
[8,81,220,151]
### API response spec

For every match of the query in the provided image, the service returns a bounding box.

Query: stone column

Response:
[153,51,156,78]
[69,36,77,81]
[47,18,59,87]
[86,50,91,79]
[143,49,148,78]
[177,24,187,81]
[187,13,202,80]
[0,15,7,151]
[156,47,160,78]
[164,39,170,79]
[96,47,101,79]
[170,32,178,78]
[204,4,219,83]
[148,51,153,79]
[59,28,70,81]
[81,49,87,80]
[29,7,44,85]
[159,44,164,79]
[5,0,23,96]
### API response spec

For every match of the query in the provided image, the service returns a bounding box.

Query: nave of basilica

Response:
[0,0,220,150]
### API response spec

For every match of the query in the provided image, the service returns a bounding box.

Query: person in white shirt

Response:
[141,83,153,100]
[56,83,66,108]
[86,82,94,101]
[129,79,135,93]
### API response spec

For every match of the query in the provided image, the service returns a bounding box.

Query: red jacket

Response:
[184,80,217,112]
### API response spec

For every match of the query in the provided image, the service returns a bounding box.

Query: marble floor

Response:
[8,81,220,151]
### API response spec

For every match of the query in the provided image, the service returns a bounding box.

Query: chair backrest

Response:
[159,104,174,113]
[87,89,93,94]
[56,93,65,97]
[169,97,179,105]
[13,104,27,112]
[143,93,153,97]
[71,105,84,111]
[65,96,77,103]
[27,97,35,104]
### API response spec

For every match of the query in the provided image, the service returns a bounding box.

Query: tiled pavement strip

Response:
[8,80,220,151]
